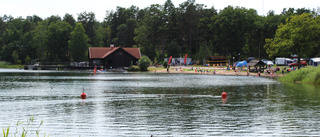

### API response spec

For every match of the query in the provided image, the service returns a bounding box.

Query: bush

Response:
[0,61,11,68]
[12,50,21,64]
[25,55,31,65]
[301,67,320,84]
[279,66,320,84]
[162,60,168,68]
[128,62,139,71]
[138,55,152,71]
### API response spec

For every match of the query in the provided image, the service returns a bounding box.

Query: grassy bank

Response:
[0,61,23,69]
[278,66,320,84]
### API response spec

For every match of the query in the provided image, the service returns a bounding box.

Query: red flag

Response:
[168,56,172,65]
[184,54,188,65]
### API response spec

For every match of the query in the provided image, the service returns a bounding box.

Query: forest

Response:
[1,0,320,65]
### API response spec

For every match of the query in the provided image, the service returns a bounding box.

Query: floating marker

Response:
[221,92,227,98]
[81,87,86,99]
[81,92,86,99]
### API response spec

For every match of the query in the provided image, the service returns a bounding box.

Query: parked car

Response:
[266,61,274,66]
[289,61,307,67]
[262,60,274,66]
[247,57,255,63]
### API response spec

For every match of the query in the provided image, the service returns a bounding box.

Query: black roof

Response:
[247,60,265,66]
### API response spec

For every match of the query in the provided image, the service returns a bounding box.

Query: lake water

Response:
[0,68,319,137]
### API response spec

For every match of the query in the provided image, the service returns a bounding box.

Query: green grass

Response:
[0,61,10,68]
[0,61,23,68]
[278,66,320,84]
[1,116,49,137]
[147,66,166,71]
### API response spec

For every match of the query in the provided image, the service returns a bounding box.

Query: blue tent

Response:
[236,61,248,67]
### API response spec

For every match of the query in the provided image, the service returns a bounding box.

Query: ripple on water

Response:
[0,70,319,136]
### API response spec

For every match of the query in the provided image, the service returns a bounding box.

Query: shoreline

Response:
[149,66,282,78]
[0,66,282,78]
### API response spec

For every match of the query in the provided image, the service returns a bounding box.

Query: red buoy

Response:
[81,92,86,99]
[221,92,227,99]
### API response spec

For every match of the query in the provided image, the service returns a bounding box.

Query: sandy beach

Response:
[150,66,282,78]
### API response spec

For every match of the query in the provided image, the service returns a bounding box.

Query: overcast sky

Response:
[1,0,319,22]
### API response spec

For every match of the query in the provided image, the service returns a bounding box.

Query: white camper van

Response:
[309,58,320,66]
[275,58,293,66]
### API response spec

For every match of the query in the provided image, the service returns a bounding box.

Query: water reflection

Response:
[0,69,319,136]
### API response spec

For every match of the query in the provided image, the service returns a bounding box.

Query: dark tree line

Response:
[0,0,318,65]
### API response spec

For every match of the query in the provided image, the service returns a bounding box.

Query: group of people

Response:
[165,64,296,78]
[264,65,297,78]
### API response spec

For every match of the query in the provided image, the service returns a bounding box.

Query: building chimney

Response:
[110,44,114,50]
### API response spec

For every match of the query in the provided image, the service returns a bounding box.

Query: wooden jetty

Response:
[24,62,93,70]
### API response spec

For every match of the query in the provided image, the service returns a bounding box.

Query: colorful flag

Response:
[168,56,172,65]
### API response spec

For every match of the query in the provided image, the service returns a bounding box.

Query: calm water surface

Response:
[0,68,319,136]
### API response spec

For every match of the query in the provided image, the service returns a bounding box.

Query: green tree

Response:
[177,0,204,54]
[138,55,152,71]
[77,11,96,46]
[2,18,24,44]
[63,13,76,28]
[125,18,137,46]
[146,4,164,61]
[1,3,316,66]
[255,10,290,59]
[116,24,127,47]
[92,25,106,47]
[1,42,18,63]
[25,55,31,64]
[47,15,61,25]
[31,20,48,61]
[12,50,21,64]
[198,7,217,59]
[211,6,260,58]
[114,17,138,47]
[197,45,206,64]
[265,13,320,69]
[45,21,72,62]
[134,22,153,59]
[166,40,181,58]
[108,6,139,44]
[163,0,178,57]
[1,17,35,64]
[26,15,43,25]
[69,23,89,62]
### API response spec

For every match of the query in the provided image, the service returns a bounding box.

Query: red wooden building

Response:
[89,46,141,68]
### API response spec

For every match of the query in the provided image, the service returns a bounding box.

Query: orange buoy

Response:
[221,92,227,99]
[81,92,86,99]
